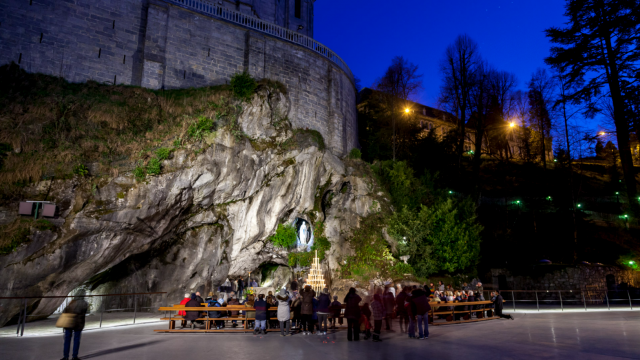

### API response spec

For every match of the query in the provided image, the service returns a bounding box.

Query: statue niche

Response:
[294,218,314,251]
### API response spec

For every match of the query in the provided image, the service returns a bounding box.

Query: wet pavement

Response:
[1,311,639,360]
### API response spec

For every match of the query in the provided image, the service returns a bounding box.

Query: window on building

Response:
[295,0,301,19]
[423,108,426,116]
[420,120,424,128]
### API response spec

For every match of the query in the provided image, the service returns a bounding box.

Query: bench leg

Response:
[170,320,175,330]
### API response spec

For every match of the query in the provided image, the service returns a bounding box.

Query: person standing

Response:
[60,295,88,360]
[410,287,430,339]
[276,289,291,336]
[237,277,245,299]
[329,296,342,329]
[383,288,395,331]
[395,286,410,333]
[300,285,315,334]
[253,294,270,335]
[317,288,331,335]
[343,288,362,341]
[370,294,385,342]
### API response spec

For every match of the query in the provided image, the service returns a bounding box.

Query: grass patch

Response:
[0,218,54,255]
[187,116,215,141]
[155,147,172,161]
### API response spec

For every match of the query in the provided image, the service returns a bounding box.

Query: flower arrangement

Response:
[245,288,255,296]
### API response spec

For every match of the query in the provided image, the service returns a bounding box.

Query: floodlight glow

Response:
[599,131,605,136]
[404,108,410,113]
[509,122,515,128]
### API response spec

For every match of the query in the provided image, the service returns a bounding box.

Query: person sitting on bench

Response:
[185,293,204,329]
[207,295,223,329]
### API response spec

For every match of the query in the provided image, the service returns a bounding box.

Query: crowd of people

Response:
[178,279,513,341]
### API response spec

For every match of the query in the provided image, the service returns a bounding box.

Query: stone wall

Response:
[0,0,356,155]
[491,266,640,291]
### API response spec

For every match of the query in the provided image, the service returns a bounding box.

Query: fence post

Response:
[535,291,539,311]
[21,299,27,336]
[582,292,587,311]
[628,290,633,310]
[605,291,610,310]
[133,294,137,324]
[99,300,104,328]
[512,291,516,312]
[16,298,23,337]
[559,291,563,311]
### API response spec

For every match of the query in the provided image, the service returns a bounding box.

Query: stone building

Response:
[0,0,357,155]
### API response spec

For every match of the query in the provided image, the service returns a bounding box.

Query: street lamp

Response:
[615,192,619,203]
[577,203,582,209]
[509,122,515,128]
[404,108,410,114]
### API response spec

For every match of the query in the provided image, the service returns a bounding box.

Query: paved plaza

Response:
[1,311,639,360]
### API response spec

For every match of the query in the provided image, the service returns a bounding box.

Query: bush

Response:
[155,148,171,161]
[230,72,257,101]
[134,164,146,181]
[348,148,361,159]
[187,116,215,141]
[147,158,161,176]
[33,219,54,231]
[269,224,297,249]
[372,160,427,210]
[73,164,89,177]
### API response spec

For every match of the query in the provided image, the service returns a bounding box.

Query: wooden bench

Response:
[429,300,499,325]
[156,304,291,333]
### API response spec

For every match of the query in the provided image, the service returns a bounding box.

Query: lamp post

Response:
[616,192,619,203]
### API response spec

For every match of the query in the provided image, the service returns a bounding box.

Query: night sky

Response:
[314,0,567,107]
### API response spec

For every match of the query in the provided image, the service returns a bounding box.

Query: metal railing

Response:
[497,289,640,312]
[166,0,354,84]
[1,292,167,337]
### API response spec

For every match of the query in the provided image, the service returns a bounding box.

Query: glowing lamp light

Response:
[516,201,520,204]
[577,204,582,208]
[630,261,635,265]
[554,159,557,162]
[599,131,605,136]
[404,108,410,113]
[448,191,453,194]
[509,122,515,128]
[616,192,619,195]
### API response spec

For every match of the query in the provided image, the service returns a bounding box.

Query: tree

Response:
[467,61,494,200]
[438,35,481,169]
[528,69,555,169]
[389,198,482,277]
[545,0,640,208]
[375,56,423,161]
[513,90,534,161]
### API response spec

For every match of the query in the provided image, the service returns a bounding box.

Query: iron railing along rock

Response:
[1,292,167,337]
[496,289,639,312]
[166,0,354,84]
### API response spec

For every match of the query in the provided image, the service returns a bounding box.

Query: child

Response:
[329,296,342,329]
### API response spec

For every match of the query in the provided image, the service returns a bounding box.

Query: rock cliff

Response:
[0,87,381,327]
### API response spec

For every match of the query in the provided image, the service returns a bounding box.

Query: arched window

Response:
[295,0,302,18]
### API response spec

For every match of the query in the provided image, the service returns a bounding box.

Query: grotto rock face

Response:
[0,90,384,327]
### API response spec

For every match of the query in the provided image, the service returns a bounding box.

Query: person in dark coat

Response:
[300,285,316,334]
[410,288,431,339]
[185,293,204,329]
[360,302,372,340]
[492,292,514,320]
[329,296,342,329]
[383,288,395,331]
[290,279,299,292]
[395,286,410,333]
[253,294,270,335]
[237,277,245,299]
[207,295,223,329]
[344,287,362,341]
[61,295,88,360]
[317,288,331,334]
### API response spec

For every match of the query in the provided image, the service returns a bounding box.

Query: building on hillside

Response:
[359,88,553,161]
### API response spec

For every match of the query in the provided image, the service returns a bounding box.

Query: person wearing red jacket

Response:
[178,293,190,328]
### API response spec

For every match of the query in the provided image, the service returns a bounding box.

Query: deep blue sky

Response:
[314,0,567,107]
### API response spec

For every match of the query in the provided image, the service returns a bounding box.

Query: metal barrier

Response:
[1,292,167,337]
[497,289,640,312]
[165,0,354,84]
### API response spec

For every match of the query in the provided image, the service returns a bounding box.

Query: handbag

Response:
[56,313,77,328]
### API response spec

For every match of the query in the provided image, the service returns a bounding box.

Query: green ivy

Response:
[73,164,89,177]
[268,223,297,248]
[147,158,161,176]
[230,72,257,101]
[348,148,362,159]
[133,164,147,182]
[155,147,172,161]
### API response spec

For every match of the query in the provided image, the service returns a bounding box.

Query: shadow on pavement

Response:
[81,340,165,359]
